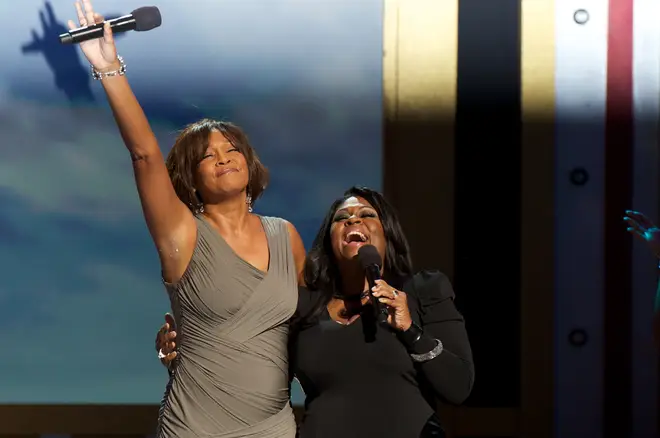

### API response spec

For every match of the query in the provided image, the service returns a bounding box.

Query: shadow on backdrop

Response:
[21,1,127,104]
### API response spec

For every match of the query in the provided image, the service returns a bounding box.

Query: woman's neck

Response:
[338,265,369,297]
[202,197,251,236]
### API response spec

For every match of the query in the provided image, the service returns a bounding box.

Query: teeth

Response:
[346,231,367,242]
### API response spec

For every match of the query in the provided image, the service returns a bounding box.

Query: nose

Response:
[346,215,362,225]
[215,153,232,166]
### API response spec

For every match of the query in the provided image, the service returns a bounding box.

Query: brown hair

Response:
[165,119,269,212]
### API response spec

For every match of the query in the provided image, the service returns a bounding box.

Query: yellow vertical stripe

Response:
[520,1,555,438]
[382,0,458,276]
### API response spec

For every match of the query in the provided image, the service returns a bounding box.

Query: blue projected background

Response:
[0,0,382,404]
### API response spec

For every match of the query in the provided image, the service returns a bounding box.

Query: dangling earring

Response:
[193,190,204,214]
[246,193,253,213]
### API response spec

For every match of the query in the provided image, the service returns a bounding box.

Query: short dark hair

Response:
[302,187,413,319]
[165,119,269,212]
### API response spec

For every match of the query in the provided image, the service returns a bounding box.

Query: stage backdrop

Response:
[0,0,382,405]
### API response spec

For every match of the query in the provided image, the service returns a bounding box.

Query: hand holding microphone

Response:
[357,245,413,331]
[67,0,120,73]
[65,1,161,73]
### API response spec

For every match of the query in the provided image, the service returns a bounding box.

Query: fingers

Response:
[82,0,96,26]
[165,313,177,330]
[624,217,644,233]
[75,1,87,26]
[160,351,177,367]
[93,12,104,24]
[158,326,177,343]
[103,21,114,43]
[372,281,406,309]
[627,228,648,242]
[163,339,176,353]
[67,19,77,30]
[625,210,656,228]
[371,280,401,300]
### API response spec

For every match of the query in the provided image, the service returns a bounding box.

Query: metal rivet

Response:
[569,167,589,186]
[574,9,589,24]
[568,329,588,347]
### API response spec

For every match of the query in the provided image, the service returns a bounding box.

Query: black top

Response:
[289,270,474,438]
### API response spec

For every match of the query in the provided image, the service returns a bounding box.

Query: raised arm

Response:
[70,1,194,279]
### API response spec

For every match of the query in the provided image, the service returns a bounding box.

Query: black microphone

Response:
[357,245,389,325]
[59,6,162,45]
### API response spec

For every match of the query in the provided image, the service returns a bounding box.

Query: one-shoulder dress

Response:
[157,215,298,438]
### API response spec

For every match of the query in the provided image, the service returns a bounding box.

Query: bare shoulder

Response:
[281,219,304,249]
[280,219,307,284]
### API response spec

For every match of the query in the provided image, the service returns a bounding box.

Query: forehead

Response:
[207,130,232,148]
[335,196,373,212]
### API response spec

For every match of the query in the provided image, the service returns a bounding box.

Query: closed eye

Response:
[332,209,378,222]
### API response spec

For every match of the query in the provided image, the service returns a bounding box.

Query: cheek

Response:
[237,154,249,170]
[197,166,214,184]
[371,225,387,251]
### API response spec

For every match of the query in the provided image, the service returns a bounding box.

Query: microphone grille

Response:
[357,245,382,269]
[131,6,162,32]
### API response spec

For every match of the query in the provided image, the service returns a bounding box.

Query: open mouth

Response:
[344,230,368,246]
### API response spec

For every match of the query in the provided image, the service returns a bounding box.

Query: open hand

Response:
[68,0,118,72]
[371,279,413,331]
[156,313,178,369]
[624,210,660,258]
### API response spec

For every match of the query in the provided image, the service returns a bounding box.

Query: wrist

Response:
[399,318,412,332]
[91,56,126,81]
[398,321,423,349]
[96,63,119,73]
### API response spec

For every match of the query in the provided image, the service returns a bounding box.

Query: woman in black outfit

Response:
[158,187,474,437]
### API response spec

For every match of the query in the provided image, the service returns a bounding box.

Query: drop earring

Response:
[194,190,204,214]
[246,193,253,213]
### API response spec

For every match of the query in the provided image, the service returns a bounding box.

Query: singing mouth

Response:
[344,230,368,246]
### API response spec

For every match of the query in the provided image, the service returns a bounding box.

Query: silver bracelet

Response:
[91,55,126,80]
[410,339,444,363]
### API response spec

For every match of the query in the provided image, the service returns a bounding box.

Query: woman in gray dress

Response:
[69,1,306,437]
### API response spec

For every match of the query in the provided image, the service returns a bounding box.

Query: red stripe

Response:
[604,0,634,436]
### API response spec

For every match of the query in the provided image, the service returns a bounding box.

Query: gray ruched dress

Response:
[157,215,298,438]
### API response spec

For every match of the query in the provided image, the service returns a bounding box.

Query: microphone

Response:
[357,245,389,325]
[59,6,162,45]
